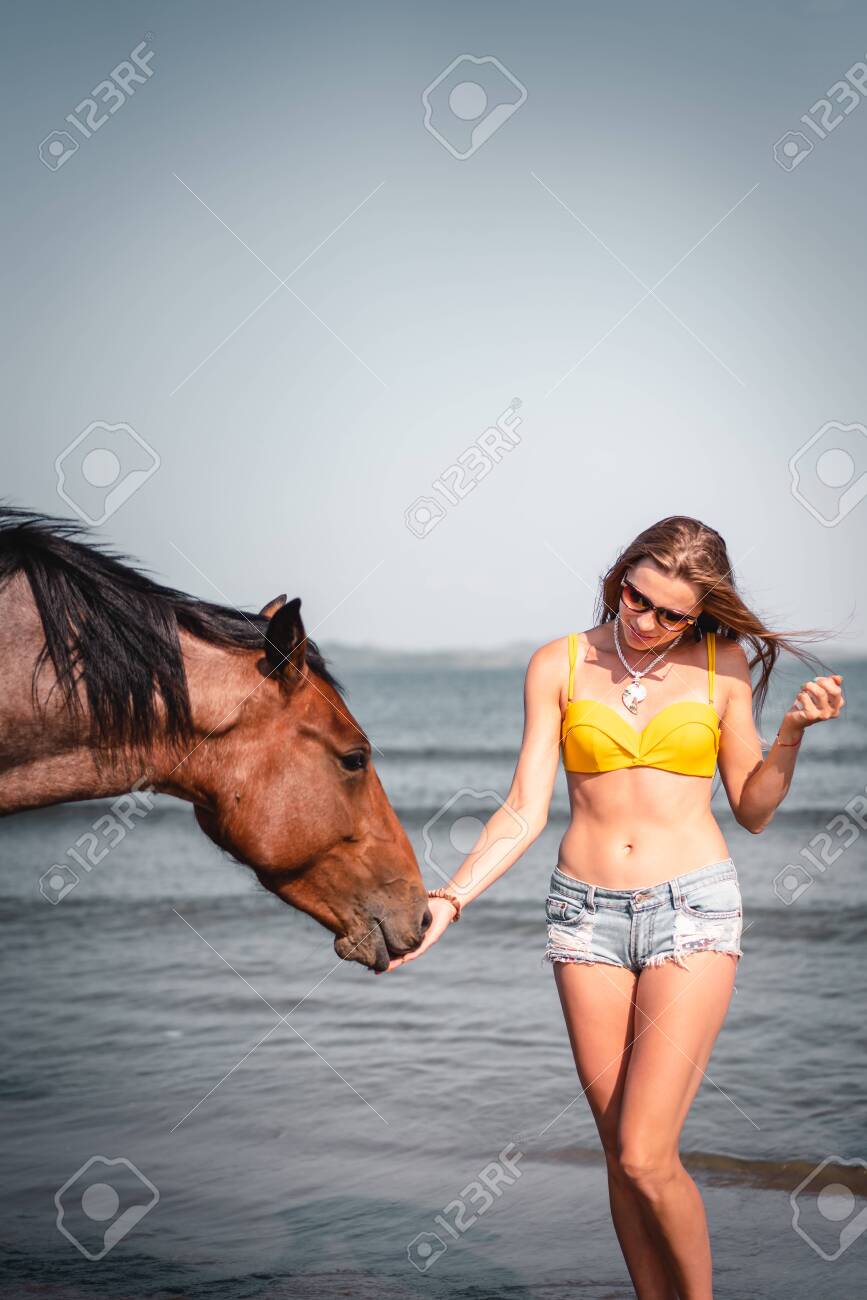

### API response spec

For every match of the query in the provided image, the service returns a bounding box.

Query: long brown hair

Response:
[593,516,832,715]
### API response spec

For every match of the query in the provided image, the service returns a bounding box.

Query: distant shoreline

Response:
[322,640,866,672]
[322,641,538,670]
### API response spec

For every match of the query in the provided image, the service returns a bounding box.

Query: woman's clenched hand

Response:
[375,897,458,974]
[782,673,845,733]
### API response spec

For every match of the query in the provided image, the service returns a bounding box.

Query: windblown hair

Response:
[593,515,832,715]
[0,506,341,751]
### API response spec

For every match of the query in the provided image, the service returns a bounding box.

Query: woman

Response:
[382,516,845,1300]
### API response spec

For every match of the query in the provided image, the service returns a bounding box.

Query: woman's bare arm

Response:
[717,642,845,834]
[379,640,565,972]
[443,639,565,907]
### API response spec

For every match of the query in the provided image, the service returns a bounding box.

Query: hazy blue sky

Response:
[2,0,865,652]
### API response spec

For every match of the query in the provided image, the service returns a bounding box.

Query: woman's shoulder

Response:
[526,628,598,676]
[712,633,750,673]
[709,634,752,709]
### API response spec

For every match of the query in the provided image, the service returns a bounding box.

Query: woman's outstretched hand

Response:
[375,897,458,974]
[782,673,845,732]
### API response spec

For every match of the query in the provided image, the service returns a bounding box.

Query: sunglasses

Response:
[619,576,698,632]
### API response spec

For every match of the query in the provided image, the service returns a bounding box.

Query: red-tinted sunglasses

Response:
[619,576,698,632]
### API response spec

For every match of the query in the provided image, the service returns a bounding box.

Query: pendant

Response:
[622,679,646,714]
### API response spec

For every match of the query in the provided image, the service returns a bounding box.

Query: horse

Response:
[0,507,431,971]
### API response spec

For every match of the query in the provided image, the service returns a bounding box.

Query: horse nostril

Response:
[420,908,433,934]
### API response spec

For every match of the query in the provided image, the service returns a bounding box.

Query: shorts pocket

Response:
[679,874,741,920]
[545,893,589,925]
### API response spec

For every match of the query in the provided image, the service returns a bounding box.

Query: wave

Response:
[796,744,867,767]
[530,1146,867,1193]
[378,742,867,766]
[3,786,864,835]
[396,801,867,827]
[459,899,867,930]
[377,746,519,763]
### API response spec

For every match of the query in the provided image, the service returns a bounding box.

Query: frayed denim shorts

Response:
[543,857,744,973]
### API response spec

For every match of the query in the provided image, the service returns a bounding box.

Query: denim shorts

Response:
[543,857,744,973]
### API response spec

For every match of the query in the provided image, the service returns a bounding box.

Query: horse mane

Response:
[0,505,342,751]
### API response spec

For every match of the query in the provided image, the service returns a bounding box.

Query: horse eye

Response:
[340,749,369,772]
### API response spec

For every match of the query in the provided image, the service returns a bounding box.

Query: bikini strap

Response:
[707,630,716,705]
[567,632,578,701]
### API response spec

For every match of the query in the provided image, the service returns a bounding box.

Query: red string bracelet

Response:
[775,732,803,748]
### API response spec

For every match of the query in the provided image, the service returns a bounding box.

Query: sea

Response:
[1,652,865,1299]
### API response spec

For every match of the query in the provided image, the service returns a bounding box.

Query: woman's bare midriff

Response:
[557,767,730,889]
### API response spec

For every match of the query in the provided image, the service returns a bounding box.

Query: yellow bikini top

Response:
[561,630,721,778]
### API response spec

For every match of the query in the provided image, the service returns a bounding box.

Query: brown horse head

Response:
[0,507,431,973]
[192,595,431,972]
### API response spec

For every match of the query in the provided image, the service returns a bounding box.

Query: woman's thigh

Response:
[617,952,738,1158]
[553,961,640,1147]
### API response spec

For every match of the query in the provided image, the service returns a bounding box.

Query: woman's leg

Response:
[553,962,678,1300]
[616,952,739,1300]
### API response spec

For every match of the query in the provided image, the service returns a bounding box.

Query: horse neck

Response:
[0,578,247,815]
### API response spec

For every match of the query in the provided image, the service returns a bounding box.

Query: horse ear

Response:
[259,593,288,619]
[264,597,307,681]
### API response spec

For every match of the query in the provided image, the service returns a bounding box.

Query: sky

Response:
[2,0,866,653]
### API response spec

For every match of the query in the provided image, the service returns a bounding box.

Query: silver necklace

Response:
[613,614,684,714]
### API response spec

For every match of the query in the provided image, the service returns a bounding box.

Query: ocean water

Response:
[1,655,865,1299]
